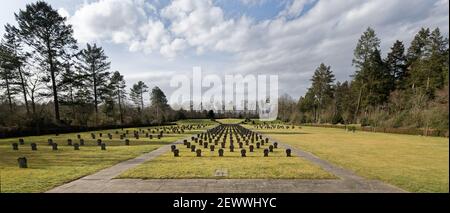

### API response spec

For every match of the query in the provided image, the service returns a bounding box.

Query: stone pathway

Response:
[47,132,406,193]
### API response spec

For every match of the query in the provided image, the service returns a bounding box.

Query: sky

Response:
[1,0,449,103]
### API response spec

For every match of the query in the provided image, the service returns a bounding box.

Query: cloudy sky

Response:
[1,0,449,101]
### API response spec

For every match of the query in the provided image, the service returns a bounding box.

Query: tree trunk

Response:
[18,66,30,115]
[354,86,363,123]
[93,69,98,126]
[5,76,13,112]
[117,88,123,125]
[48,42,60,123]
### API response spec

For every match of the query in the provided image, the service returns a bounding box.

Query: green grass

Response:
[118,140,335,179]
[245,125,449,192]
[0,126,209,193]
[216,119,244,124]
[176,119,218,125]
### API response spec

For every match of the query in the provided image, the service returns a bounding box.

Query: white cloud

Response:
[61,0,449,97]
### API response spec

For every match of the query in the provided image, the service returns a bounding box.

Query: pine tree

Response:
[3,24,30,115]
[15,1,77,122]
[130,81,148,112]
[150,86,170,124]
[385,40,407,89]
[76,43,111,125]
[0,43,18,112]
[109,71,127,124]
[310,63,335,123]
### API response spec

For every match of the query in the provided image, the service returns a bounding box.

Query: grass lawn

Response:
[246,125,449,192]
[216,119,244,124]
[0,126,209,193]
[118,140,335,179]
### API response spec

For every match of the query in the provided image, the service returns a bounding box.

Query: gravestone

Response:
[245,141,249,146]
[99,133,103,137]
[125,139,130,146]
[120,135,124,140]
[286,149,291,157]
[269,145,274,152]
[108,134,112,140]
[157,135,161,139]
[31,143,37,151]
[273,142,278,149]
[191,145,196,152]
[199,140,203,145]
[77,134,81,139]
[196,149,202,157]
[229,145,234,152]
[256,142,260,149]
[101,143,106,150]
[171,145,176,152]
[218,149,224,157]
[12,143,19,150]
[19,138,24,145]
[91,133,96,139]
[204,142,208,149]
[264,149,269,157]
[79,139,85,146]
[238,142,243,149]
[183,139,188,145]
[18,157,27,168]
[249,145,254,152]
[241,149,246,157]
[74,143,80,150]
[174,149,179,157]
[149,135,153,139]
[186,142,191,148]
[52,143,58,150]
[97,139,102,146]
[67,139,72,146]
[210,145,215,151]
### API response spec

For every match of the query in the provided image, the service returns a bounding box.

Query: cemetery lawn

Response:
[217,119,244,124]
[118,145,335,179]
[248,125,449,193]
[0,127,206,193]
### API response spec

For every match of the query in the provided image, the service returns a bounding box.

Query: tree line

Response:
[0,1,178,130]
[278,27,449,132]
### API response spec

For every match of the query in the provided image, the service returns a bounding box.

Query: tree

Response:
[0,43,18,112]
[207,110,215,120]
[76,43,111,124]
[3,24,30,115]
[385,40,407,89]
[130,81,148,112]
[310,63,335,123]
[150,86,170,123]
[109,71,126,124]
[352,28,393,119]
[15,1,77,122]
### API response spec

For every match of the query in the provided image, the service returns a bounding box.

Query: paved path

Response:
[47,130,406,193]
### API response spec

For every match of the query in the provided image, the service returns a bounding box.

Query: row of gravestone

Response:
[171,124,292,157]
[254,124,297,129]
[12,123,209,168]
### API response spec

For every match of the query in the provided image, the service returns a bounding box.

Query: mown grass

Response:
[216,119,244,124]
[246,125,449,192]
[118,139,335,179]
[0,126,208,192]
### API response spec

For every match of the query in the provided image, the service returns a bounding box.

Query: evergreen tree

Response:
[385,40,407,89]
[109,71,127,124]
[3,24,30,115]
[15,1,77,122]
[150,86,170,123]
[310,63,335,123]
[130,81,148,112]
[76,43,111,124]
[0,43,18,112]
